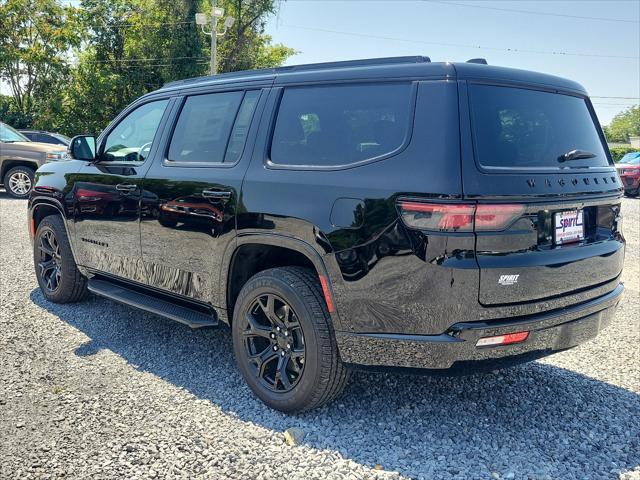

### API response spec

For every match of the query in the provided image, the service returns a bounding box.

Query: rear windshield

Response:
[469,85,609,169]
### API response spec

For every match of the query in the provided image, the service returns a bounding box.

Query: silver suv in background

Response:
[0,122,67,198]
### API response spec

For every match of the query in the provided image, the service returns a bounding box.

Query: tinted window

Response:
[469,85,608,169]
[224,91,260,163]
[168,91,246,163]
[39,134,59,144]
[22,132,38,141]
[103,100,169,162]
[270,83,413,167]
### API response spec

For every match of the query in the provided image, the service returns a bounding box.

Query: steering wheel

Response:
[138,142,153,161]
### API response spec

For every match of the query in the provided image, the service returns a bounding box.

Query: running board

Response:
[88,278,218,329]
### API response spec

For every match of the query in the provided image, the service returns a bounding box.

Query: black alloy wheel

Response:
[242,293,306,392]
[37,227,62,293]
[33,215,88,303]
[232,267,348,413]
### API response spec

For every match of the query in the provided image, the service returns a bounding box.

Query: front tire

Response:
[4,166,35,199]
[34,215,88,303]
[232,267,348,413]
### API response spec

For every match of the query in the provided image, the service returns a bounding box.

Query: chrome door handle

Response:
[116,183,137,192]
[202,189,231,199]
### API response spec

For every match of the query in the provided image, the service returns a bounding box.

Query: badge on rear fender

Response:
[498,274,519,286]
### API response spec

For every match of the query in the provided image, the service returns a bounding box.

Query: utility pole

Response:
[210,0,218,75]
[196,2,235,76]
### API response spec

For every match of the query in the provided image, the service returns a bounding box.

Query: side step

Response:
[88,278,218,329]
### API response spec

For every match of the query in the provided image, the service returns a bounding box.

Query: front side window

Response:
[168,90,252,163]
[270,83,413,167]
[102,99,169,162]
[469,85,609,169]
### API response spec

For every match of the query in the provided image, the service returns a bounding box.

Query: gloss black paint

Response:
[29,59,625,372]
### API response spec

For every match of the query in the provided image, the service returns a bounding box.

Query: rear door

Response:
[140,87,265,306]
[459,82,624,306]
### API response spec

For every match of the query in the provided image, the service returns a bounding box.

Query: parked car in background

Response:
[616,151,640,196]
[19,130,71,146]
[0,122,67,198]
[28,57,624,413]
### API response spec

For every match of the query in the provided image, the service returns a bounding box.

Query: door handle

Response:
[202,189,231,199]
[116,183,137,192]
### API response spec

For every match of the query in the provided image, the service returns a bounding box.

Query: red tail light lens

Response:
[475,204,525,231]
[398,202,475,232]
[398,201,524,232]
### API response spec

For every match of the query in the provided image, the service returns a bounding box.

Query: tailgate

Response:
[476,198,624,305]
[460,81,625,306]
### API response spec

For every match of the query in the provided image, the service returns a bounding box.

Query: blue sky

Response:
[265,0,640,125]
[3,1,638,126]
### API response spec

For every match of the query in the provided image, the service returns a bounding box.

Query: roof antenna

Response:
[467,58,488,65]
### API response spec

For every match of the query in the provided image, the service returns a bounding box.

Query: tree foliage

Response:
[603,106,640,143]
[1,0,296,136]
[0,0,81,127]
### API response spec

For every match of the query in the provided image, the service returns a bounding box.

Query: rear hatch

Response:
[461,82,624,306]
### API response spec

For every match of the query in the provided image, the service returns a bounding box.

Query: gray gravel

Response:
[1,191,639,480]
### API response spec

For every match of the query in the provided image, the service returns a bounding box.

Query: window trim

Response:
[162,89,261,169]
[465,80,614,175]
[265,81,418,171]
[96,97,173,167]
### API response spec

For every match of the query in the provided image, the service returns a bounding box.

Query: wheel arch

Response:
[1,160,38,180]
[221,233,341,329]
[29,198,82,272]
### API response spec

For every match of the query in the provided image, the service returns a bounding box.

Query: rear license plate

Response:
[554,210,584,244]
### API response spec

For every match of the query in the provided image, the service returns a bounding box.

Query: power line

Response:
[426,1,640,24]
[87,56,208,64]
[83,20,195,29]
[283,24,638,60]
[591,96,640,100]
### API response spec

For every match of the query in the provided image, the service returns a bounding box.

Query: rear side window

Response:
[168,90,253,164]
[469,85,609,169]
[270,83,413,167]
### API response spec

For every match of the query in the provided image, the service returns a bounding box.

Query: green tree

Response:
[603,106,640,143]
[0,0,81,125]
[57,0,296,134]
[216,0,296,73]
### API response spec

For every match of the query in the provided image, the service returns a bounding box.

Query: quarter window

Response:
[103,99,169,162]
[168,90,258,164]
[270,83,413,167]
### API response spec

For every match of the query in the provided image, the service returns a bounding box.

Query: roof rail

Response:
[466,58,488,65]
[161,56,431,89]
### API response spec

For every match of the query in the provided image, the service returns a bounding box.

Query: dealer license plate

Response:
[554,210,584,244]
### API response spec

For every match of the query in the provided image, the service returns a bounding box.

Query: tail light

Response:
[397,201,524,232]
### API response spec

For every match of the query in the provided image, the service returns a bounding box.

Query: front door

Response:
[140,88,264,306]
[72,98,171,282]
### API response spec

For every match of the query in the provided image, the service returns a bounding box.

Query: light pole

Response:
[196,1,235,75]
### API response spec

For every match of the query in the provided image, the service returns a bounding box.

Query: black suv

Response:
[29,57,625,412]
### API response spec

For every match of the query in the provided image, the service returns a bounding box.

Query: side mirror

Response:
[69,135,97,161]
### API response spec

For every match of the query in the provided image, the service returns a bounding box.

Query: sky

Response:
[264,0,640,125]
[2,0,638,126]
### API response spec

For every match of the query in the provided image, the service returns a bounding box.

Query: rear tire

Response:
[34,215,88,303]
[4,166,35,199]
[232,266,348,413]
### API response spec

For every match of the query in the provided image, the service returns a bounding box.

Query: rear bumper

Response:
[336,283,623,371]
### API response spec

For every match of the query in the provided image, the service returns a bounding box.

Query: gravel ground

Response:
[1,191,638,480]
